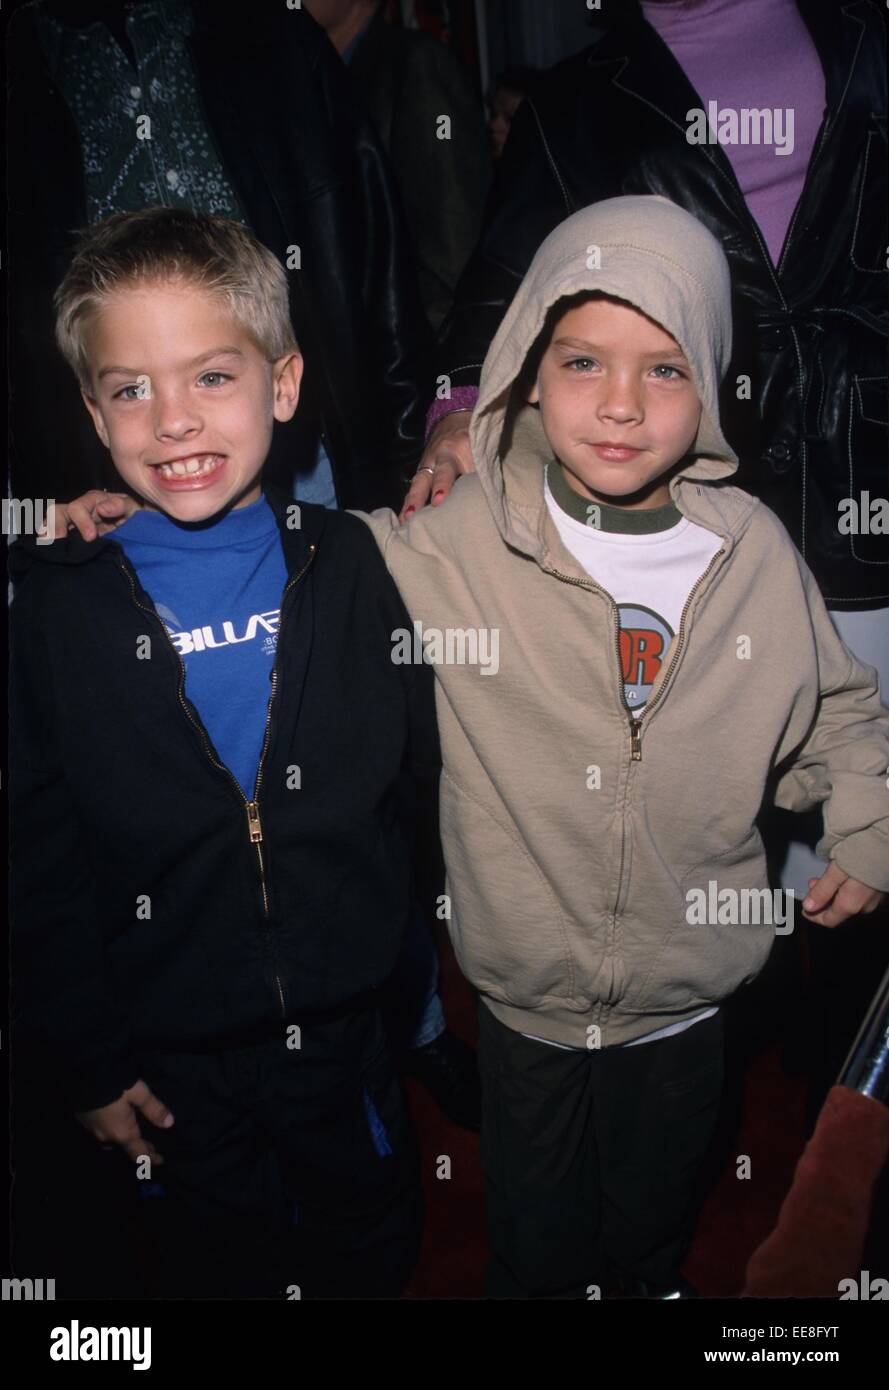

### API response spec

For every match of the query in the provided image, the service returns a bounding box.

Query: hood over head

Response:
[469,195,742,555]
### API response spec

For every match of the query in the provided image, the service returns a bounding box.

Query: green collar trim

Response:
[546,461,683,534]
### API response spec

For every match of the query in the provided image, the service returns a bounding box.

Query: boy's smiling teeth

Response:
[155,454,222,478]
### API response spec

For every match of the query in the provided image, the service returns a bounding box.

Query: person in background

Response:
[305,0,491,332]
[487,66,538,159]
[8,0,431,513]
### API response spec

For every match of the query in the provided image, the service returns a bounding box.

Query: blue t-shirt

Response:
[114,496,289,798]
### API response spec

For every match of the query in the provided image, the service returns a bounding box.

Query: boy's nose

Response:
[152,396,203,441]
[597,388,643,425]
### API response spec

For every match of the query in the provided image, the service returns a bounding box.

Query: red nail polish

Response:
[404,506,415,517]
[433,490,444,502]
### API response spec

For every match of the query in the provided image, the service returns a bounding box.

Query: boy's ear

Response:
[80,388,111,449]
[272,350,303,423]
[527,376,540,405]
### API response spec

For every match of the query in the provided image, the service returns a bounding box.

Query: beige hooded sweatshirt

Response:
[358,195,889,1048]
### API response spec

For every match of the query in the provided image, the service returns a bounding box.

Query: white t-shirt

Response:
[519,470,724,1052]
[545,472,723,715]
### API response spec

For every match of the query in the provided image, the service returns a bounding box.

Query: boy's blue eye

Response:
[561,358,687,379]
[198,371,232,387]
[113,384,142,401]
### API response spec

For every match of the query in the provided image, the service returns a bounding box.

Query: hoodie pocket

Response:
[440,772,580,1007]
[625,826,775,1013]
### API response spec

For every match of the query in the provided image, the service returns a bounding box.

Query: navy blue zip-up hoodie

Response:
[8,485,440,1112]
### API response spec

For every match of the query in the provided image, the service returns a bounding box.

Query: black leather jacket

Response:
[348,9,491,332]
[434,0,888,608]
[8,0,432,512]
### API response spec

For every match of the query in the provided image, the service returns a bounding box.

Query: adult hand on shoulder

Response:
[801,862,885,928]
[400,410,475,522]
[40,489,141,542]
[76,1079,174,1166]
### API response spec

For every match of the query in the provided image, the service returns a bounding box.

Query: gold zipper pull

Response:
[629,718,642,761]
[246,800,263,843]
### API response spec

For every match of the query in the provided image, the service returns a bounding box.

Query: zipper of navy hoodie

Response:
[115,543,317,1018]
[248,549,317,927]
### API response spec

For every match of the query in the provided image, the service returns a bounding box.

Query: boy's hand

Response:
[400,410,475,521]
[75,1079,174,1166]
[801,863,885,928]
[40,489,140,542]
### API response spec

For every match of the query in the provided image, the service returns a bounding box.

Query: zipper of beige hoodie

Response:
[546,544,728,949]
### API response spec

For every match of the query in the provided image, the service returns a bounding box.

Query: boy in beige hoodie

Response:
[61,196,889,1299]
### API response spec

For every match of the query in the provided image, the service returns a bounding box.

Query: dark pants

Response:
[477,1001,724,1299]
[136,1005,422,1299]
